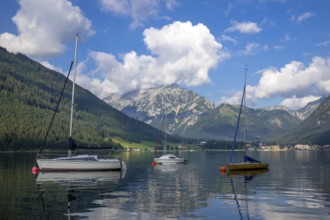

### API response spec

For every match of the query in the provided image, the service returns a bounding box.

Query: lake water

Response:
[0,150,329,219]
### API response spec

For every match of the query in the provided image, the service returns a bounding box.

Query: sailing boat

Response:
[36,34,126,172]
[226,67,268,171]
[153,109,188,164]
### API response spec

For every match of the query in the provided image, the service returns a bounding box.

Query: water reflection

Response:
[36,170,126,186]
[70,162,199,219]
[153,163,180,172]
[35,170,126,219]
[227,169,269,178]
[1,151,330,219]
[228,169,268,220]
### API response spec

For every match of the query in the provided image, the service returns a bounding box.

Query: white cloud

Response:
[40,61,64,73]
[77,21,227,98]
[164,0,179,10]
[99,0,130,15]
[224,3,235,15]
[273,45,284,50]
[239,42,268,56]
[221,34,237,44]
[99,0,178,29]
[220,90,243,106]
[225,21,262,34]
[316,40,330,47]
[260,17,275,28]
[221,56,330,109]
[280,33,291,42]
[0,0,94,59]
[296,12,316,23]
[250,57,330,99]
[280,95,321,110]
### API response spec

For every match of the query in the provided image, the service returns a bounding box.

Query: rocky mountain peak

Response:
[103,84,215,133]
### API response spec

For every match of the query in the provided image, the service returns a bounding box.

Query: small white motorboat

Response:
[153,154,188,164]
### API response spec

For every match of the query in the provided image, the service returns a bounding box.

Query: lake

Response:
[0,150,329,219]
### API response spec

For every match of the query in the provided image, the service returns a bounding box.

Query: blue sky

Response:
[1,0,330,109]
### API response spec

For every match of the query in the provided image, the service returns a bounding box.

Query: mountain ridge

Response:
[277,96,330,145]
[104,84,326,142]
[0,47,176,150]
[264,96,326,120]
[104,84,215,135]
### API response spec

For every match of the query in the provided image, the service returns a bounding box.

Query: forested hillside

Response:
[0,47,170,151]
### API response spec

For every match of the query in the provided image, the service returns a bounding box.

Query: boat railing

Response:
[37,153,69,159]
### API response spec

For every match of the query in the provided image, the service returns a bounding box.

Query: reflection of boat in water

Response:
[35,170,126,219]
[36,170,126,185]
[154,154,188,164]
[227,169,268,177]
[228,166,267,219]
[230,177,249,220]
[154,163,179,172]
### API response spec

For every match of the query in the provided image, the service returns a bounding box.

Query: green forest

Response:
[0,47,178,151]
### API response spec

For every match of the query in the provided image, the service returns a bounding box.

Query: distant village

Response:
[123,142,330,152]
[247,143,330,151]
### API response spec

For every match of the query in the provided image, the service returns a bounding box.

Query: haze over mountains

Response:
[104,85,327,143]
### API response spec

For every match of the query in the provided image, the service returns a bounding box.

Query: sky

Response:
[1,0,330,110]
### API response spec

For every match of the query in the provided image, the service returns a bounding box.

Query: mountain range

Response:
[0,47,177,151]
[104,85,328,144]
[1,45,329,149]
[103,84,215,136]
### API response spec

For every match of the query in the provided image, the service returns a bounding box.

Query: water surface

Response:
[0,150,329,219]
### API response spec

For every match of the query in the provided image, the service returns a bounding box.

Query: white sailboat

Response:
[153,110,188,165]
[36,34,126,172]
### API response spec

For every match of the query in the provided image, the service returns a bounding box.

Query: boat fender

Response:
[32,164,39,175]
[220,166,227,173]
[151,161,156,166]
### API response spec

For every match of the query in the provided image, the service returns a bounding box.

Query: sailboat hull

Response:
[227,162,269,171]
[37,157,126,172]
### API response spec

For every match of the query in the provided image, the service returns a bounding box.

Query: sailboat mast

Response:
[243,67,247,146]
[164,110,167,150]
[228,68,246,163]
[243,67,247,157]
[69,33,78,157]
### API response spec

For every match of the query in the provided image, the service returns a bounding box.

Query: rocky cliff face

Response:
[103,84,215,134]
